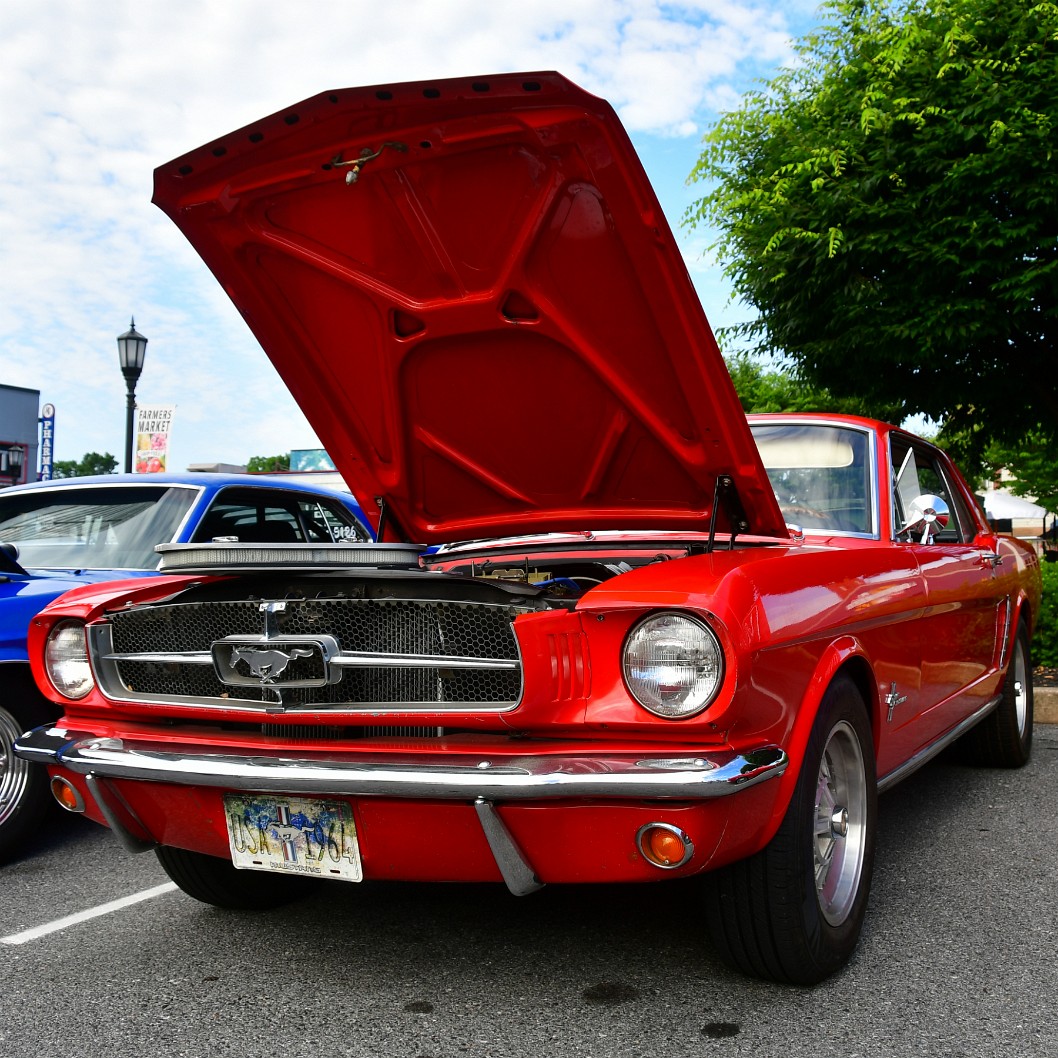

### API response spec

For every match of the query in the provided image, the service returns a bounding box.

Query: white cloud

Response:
[0,0,810,470]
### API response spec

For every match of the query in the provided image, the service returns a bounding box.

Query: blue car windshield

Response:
[0,486,197,570]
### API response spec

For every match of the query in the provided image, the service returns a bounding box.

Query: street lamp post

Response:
[0,444,24,486]
[116,319,148,474]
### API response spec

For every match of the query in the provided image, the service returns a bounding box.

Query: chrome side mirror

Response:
[899,494,950,543]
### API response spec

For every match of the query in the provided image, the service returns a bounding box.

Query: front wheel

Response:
[156,845,317,910]
[704,675,877,985]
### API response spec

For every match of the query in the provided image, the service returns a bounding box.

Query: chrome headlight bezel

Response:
[621,611,725,719]
[44,619,94,700]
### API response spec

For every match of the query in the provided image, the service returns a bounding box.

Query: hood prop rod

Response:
[374,496,412,544]
[704,475,751,553]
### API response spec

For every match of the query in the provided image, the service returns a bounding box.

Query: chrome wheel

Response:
[813,719,868,927]
[957,617,1033,769]
[704,675,877,984]
[1012,634,1029,739]
[0,707,31,829]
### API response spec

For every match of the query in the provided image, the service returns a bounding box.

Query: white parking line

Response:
[1,882,178,946]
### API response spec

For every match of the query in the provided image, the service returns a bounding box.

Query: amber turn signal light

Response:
[50,776,85,813]
[636,822,694,869]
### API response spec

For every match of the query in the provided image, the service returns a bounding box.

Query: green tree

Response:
[246,453,290,472]
[982,430,1058,513]
[51,452,119,478]
[726,355,902,419]
[1035,560,1058,667]
[687,0,1058,450]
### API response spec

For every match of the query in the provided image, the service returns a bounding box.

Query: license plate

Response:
[223,793,363,882]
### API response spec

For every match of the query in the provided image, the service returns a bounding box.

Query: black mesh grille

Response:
[105,598,524,708]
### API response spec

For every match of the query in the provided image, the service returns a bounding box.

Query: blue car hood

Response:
[0,567,158,664]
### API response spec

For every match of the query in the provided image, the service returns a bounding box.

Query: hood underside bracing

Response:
[153,72,787,544]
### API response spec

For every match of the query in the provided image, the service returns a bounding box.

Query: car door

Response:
[889,434,1003,748]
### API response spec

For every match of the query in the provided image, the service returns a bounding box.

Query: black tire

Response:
[959,618,1033,768]
[156,845,317,910]
[0,668,59,865]
[704,675,877,985]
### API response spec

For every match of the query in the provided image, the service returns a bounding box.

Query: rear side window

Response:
[191,488,370,544]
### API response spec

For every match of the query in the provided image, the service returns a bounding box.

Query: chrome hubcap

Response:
[0,708,31,826]
[830,807,849,838]
[813,720,868,926]
[1013,638,1029,737]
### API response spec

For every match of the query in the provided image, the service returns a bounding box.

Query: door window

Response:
[890,436,974,543]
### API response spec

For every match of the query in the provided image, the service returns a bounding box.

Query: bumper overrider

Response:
[16,726,789,893]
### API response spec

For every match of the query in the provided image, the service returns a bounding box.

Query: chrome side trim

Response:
[999,600,1014,668]
[15,726,788,801]
[877,694,1001,793]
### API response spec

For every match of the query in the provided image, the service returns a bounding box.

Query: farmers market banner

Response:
[134,404,175,474]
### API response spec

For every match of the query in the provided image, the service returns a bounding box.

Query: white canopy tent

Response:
[981,489,1053,522]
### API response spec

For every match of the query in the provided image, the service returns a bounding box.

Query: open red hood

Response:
[153,72,786,543]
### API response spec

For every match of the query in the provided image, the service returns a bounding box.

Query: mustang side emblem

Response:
[885,682,908,723]
[229,646,314,683]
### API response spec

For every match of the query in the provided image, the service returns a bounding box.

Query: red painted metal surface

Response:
[19,75,1044,904]
[26,418,1042,881]
[152,72,786,543]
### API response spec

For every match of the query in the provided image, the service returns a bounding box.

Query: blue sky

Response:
[0,0,823,470]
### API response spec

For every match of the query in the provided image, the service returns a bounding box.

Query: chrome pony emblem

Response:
[212,632,341,691]
[228,646,313,683]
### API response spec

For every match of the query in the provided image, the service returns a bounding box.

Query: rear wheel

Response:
[156,845,317,910]
[704,675,877,985]
[959,618,1033,768]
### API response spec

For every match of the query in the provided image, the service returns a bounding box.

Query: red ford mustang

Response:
[16,72,1041,985]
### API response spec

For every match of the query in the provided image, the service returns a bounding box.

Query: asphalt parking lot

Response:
[2,725,1057,1058]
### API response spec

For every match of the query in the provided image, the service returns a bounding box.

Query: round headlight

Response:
[622,612,724,718]
[44,621,94,699]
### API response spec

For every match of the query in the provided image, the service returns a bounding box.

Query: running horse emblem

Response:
[229,645,314,683]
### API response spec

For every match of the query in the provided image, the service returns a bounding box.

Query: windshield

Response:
[751,423,874,535]
[0,486,197,569]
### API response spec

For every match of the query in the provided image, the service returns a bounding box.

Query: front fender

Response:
[26,574,217,707]
[732,635,875,855]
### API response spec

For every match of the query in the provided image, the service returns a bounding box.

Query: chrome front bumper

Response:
[16,725,788,801]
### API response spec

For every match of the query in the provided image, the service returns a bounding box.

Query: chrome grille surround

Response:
[89,596,529,714]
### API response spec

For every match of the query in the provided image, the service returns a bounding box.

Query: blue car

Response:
[0,472,371,860]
